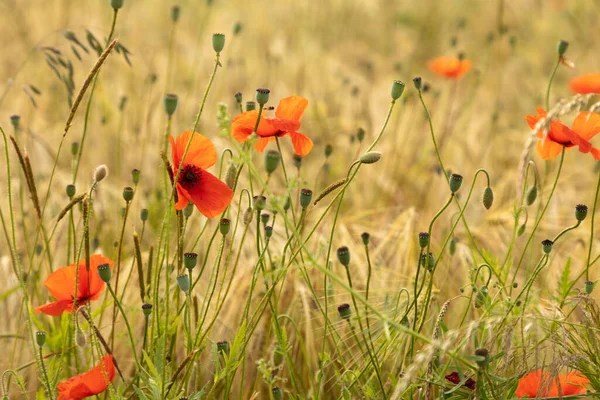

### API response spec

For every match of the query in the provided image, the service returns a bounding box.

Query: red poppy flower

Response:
[445,371,476,390]
[516,370,589,398]
[427,56,472,79]
[570,73,600,94]
[35,255,113,316]
[169,131,233,217]
[58,355,116,400]
[231,95,313,156]
[526,107,600,160]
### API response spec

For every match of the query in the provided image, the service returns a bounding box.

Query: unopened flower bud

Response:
[526,186,537,206]
[243,207,253,225]
[142,303,153,316]
[212,33,225,54]
[94,164,108,183]
[36,331,46,347]
[449,174,463,193]
[255,88,270,106]
[337,246,350,266]
[164,94,178,116]
[123,187,134,202]
[98,264,112,283]
[356,128,365,142]
[184,252,198,270]
[449,237,457,256]
[517,224,526,236]
[575,204,588,222]
[418,232,430,249]
[300,189,313,209]
[71,141,79,156]
[482,186,494,210]
[283,196,291,211]
[183,203,194,218]
[75,328,86,348]
[359,151,382,164]
[66,184,76,198]
[337,303,351,320]
[325,144,333,157]
[225,163,237,189]
[177,274,190,293]
[273,344,284,365]
[265,150,281,174]
[233,22,243,35]
[171,5,180,22]
[140,208,149,222]
[391,80,405,100]
[541,239,553,254]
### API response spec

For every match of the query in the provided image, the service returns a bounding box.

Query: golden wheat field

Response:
[3,0,600,399]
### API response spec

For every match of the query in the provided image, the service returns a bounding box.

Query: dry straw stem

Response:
[9,136,41,219]
[57,193,87,222]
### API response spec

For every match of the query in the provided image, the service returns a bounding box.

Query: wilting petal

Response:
[254,137,275,152]
[170,131,217,170]
[275,96,308,121]
[57,355,116,400]
[289,132,314,156]
[184,170,233,218]
[35,300,74,316]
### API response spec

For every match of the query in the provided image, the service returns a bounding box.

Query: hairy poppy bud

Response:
[272,387,282,400]
[517,224,526,236]
[243,207,253,225]
[575,204,588,222]
[449,237,457,256]
[338,303,351,320]
[36,331,46,347]
[220,218,231,235]
[449,174,463,193]
[391,80,405,100]
[164,94,178,116]
[526,186,537,206]
[94,164,108,183]
[325,144,333,157]
[142,303,153,316]
[71,141,79,156]
[482,186,494,210]
[66,184,76,198]
[171,5,180,22]
[300,189,313,209]
[98,264,112,283]
[110,0,124,10]
[217,340,230,356]
[253,195,266,211]
[122,187,134,202]
[212,33,225,54]
[225,163,237,189]
[75,328,86,348]
[245,101,256,111]
[140,208,149,222]
[474,348,490,369]
[255,88,270,106]
[273,344,284,365]
[184,252,198,270]
[264,150,281,174]
[10,114,20,130]
[183,203,194,218]
[131,169,141,185]
[361,232,370,246]
[177,274,190,293]
[418,232,430,249]
[264,225,273,239]
[557,40,569,57]
[585,281,595,295]
[337,246,350,266]
[413,76,422,90]
[541,239,553,254]
[359,151,382,164]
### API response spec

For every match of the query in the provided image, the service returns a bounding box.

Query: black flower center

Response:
[181,164,202,188]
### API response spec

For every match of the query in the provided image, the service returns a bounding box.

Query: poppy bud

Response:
[325,144,333,158]
[177,274,190,293]
[164,94,178,116]
[142,303,153,316]
[474,287,487,308]
[171,5,180,22]
[98,264,112,283]
[220,218,231,235]
[253,195,266,211]
[337,246,350,266]
[225,163,237,189]
[541,239,553,254]
[413,77,422,90]
[183,203,194,218]
[264,150,281,174]
[300,188,313,209]
[449,237,457,256]
[512,282,518,288]
[140,208,149,222]
[94,164,108,183]
[234,92,243,104]
[71,141,79,156]
[273,343,284,365]
[400,315,410,328]
[359,151,382,164]
[283,196,291,211]
[272,387,283,400]
[337,303,351,320]
[75,328,86,348]
[557,40,569,57]
[233,22,243,35]
[245,101,256,111]
[123,187,134,202]
[474,348,490,369]
[243,207,253,225]
[575,204,588,222]
[449,174,463,193]
[131,169,141,185]
[217,340,230,356]
[66,184,76,198]
[184,252,198,270]
[526,186,537,206]
[361,232,370,246]
[356,127,365,142]
[391,80,405,100]
[110,0,124,10]
[36,331,46,347]
[212,33,226,54]
[517,224,526,236]
[10,114,20,130]
[585,281,595,295]
[264,226,273,239]
[418,232,430,249]
[420,252,435,272]
[255,88,270,106]
[482,186,494,210]
[293,154,303,169]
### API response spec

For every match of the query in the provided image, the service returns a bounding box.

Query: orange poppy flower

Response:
[57,355,116,400]
[231,95,313,156]
[515,369,589,398]
[169,130,233,217]
[570,73,600,94]
[427,56,472,79]
[35,254,113,316]
[526,107,600,160]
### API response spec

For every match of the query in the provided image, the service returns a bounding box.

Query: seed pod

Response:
[575,204,588,222]
[361,232,370,246]
[245,101,256,111]
[142,303,153,316]
[36,331,46,347]
[10,115,20,130]
[557,40,569,57]
[300,189,313,209]
[122,187,134,202]
[177,274,190,293]
[272,387,283,400]
[212,33,226,54]
[220,218,231,235]
[482,186,494,210]
[131,169,141,185]
[98,264,112,283]
[337,303,351,320]
[541,239,553,254]
[418,232,430,249]
[413,76,422,90]
[337,246,350,266]
[164,94,178,116]
[391,80,405,100]
[255,88,270,106]
[264,150,281,174]
[449,174,463,193]
[140,208,149,222]
[585,281,595,295]
[253,195,266,211]
[66,184,76,198]
[184,252,198,270]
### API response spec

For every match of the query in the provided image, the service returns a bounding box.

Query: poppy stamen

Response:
[180,164,203,188]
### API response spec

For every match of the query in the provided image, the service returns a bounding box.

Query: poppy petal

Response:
[515,370,551,398]
[35,300,74,316]
[232,110,280,139]
[254,137,275,152]
[172,131,217,170]
[184,170,233,218]
[174,184,191,211]
[570,73,600,94]
[44,264,79,301]
[275,96,308,121]
[428,56,471,79]
[289,132,314,156]
[58,355,115,400]
[536,137,564,160]
[559,372,589,396]
[572,112,600,141]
